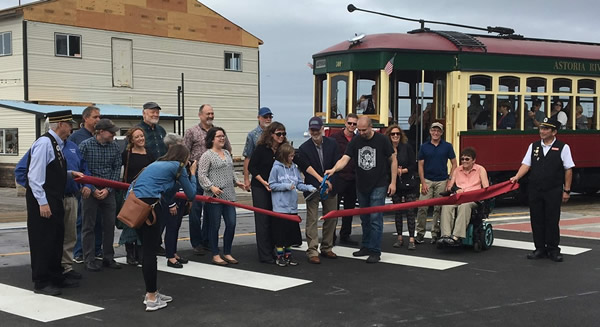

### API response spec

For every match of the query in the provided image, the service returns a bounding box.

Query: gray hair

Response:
[163,133,183,148]
[45,118,58,132]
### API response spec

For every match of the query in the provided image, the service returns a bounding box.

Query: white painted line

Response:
[115,257,311,291]
[492,239,591,255]
[294,242,467,271]
[407,232,591,255]
[0,283,103,323]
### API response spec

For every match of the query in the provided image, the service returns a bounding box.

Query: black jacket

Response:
[297,136,341,196]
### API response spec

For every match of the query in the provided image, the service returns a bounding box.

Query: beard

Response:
[148,117,159,125]
[207,118,214,126]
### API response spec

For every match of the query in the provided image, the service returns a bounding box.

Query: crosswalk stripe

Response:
[115,257,312,291]
[294,242,467,270]
[0,283,103,322]
[492,239,591,255]
[405,232,591,255]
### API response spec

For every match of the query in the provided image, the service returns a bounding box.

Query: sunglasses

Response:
[262,115,273,119]
[389,132,401,136]
[460,157,472,162]
[274,132,287,137]
[346,122,357,126]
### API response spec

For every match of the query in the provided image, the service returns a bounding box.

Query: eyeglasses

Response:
[389,132,401,136]
[274,132,287,137]
[262,115,273,119]
[460,157,472,162]
[346,122,357,126]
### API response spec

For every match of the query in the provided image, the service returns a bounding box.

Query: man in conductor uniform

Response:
[26,110,81,295]
[510,117,574,262]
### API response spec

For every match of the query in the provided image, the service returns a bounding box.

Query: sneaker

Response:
[408,242,416,250]
[352,248,370,257]
[415,235,425,244]
[145,297,167,312]
[73,256,84,264]
[284,255,299,266]
[366,254,380,263]
[392,240,403,248]
[275,257,288,267]
[143,292,173,305]
[95,253,103,260]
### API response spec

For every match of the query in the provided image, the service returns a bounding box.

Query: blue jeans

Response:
[188,182,208,249]
[205,203,236,256]
[356,186,387,255]
[73,198,103,258]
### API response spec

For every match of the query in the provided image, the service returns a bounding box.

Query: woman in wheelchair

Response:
[438,147,489,245]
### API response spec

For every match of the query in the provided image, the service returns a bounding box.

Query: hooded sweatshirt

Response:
[269,160,316,214]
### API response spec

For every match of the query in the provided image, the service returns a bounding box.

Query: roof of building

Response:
[0,100,181,120]
[0,0,263,48]
[315,32,600,61]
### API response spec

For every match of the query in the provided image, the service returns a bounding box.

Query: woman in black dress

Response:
[119,127,155,265]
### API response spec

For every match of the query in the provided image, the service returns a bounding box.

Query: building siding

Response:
[0,107,36,164]
[0,16,24,101]
[26,21,259,157]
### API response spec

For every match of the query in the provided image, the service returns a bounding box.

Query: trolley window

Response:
[470,75,492,91]
[329,73,348,119]
[526,77,546,93]
[499,76,520,92]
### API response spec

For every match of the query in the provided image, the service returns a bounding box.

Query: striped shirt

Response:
[79,136,122,191]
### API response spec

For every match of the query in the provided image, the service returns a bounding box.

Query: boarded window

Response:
[112,38,133,88]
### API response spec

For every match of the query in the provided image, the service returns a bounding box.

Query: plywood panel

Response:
[22,0,262,48]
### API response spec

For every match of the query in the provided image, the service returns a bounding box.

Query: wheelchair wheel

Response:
[482,224,494,250]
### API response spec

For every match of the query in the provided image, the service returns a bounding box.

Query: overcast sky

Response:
[4,0,600,140]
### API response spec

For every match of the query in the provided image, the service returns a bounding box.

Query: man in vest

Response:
[510,117,574,262]
[26,110,82,295]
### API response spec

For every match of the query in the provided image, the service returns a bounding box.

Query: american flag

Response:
[384,56,395,75]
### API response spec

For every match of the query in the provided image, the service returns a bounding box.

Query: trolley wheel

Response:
[473,240,482,252]
[482,224,494,250]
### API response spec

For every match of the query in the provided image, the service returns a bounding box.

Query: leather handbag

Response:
[117,180,157,229]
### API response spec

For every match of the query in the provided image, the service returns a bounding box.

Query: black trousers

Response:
[137,199,162,293]
[336,177,357,239]
[26,191,65,288]
[251,185,274,262]
[529,186,562,255]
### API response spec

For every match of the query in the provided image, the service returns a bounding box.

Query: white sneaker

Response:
[145,297,167,312]
[143,292,173,305]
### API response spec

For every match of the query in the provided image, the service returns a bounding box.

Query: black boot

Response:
[135,244,143,265]
[125,243,138,265]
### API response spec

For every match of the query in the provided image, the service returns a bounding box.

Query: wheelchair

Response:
[436,199,494,252]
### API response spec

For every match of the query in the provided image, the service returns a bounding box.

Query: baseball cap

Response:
[143,102,161,110]
[258,107,273,117]
[431,122,444,132]
[95,118,119,133]
[308,116,324,131]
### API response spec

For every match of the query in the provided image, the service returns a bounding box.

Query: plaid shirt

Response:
[79,137,122,191]
[137,121,167,159]
[183,123,231,162]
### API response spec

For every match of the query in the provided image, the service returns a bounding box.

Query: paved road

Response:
[1,195,599,326]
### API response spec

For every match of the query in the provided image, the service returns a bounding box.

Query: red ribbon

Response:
[320,180,519,220]
[74,175,302,223]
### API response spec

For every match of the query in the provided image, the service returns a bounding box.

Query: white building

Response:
[0,0,262,182]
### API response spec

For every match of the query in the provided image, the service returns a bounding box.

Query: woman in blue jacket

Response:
[269,143,316,267]
[129,144,197,312]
